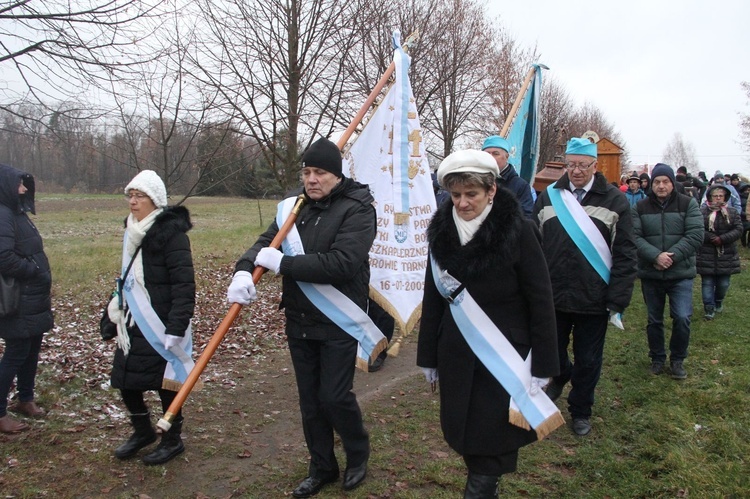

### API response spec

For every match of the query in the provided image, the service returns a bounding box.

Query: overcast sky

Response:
[486,0,750,176]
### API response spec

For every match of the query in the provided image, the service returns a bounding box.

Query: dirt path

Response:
[138,339,423,498]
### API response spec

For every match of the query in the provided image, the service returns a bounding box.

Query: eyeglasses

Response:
[564,159,597,171]
[125,192,149,201]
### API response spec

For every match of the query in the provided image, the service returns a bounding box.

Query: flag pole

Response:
[338,64,395,150]
[157,194,306,431]
[500,66,538,138]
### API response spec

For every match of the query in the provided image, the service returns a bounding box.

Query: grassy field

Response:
[1,193,749,497]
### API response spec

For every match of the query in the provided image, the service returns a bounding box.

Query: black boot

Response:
[142,417,184,465]
[463,472,499,499]
[114,412,157,459]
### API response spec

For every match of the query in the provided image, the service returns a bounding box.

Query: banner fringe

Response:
[162,378,203,393]
[357,336,388,373]
[509,408,565,441]
[509,409,531,431]
[369,287,423,357]
[535,412,566,441]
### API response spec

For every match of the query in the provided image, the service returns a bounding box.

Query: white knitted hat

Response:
[125,170,167,208]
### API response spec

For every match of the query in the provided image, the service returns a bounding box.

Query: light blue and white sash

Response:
[276,198,388,372]
[547,184,612,283]
[430,257,564,439]
[121,234,196,391]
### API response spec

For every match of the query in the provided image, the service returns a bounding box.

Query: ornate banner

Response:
[342,32,436,335]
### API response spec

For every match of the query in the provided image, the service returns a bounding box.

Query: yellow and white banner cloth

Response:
[342,31,436,334]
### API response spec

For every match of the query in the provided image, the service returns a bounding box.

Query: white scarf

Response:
[452,203,492,245]
[108,208,163,354]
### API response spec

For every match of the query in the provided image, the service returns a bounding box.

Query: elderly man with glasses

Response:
[532,137,637,436]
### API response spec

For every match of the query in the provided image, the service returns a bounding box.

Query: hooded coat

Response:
[0,164,53,340]
[110,205,195,391]
[417,186,558,457]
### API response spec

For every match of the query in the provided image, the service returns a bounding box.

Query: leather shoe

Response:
[544,380,565,402]
[9,400,46,418]
[0,414,30,433]
[572,418,591,436]
[368,353,386,372]
[343,462,368,491]
[292,474,338,498]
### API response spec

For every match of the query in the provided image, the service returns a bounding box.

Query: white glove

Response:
[164,334,181,350]
[227,270,258,305]
[254,247,284,274]
[530,376,550,395]
[608,310,624,330]
[421,367,438,384]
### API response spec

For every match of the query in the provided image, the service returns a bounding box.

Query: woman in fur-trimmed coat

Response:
[108,170,195,466]
[417,150,558,499]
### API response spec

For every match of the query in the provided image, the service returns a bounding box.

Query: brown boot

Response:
[9,401,46,418]
[0,414,30,433]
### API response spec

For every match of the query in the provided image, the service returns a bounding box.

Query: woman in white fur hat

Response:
[106,170,196,465]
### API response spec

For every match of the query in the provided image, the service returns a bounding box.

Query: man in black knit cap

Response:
[227,137,378,497]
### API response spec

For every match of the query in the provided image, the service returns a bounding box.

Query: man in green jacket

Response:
[632,163,704,379]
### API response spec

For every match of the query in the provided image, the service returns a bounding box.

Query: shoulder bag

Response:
[100,247,141,340]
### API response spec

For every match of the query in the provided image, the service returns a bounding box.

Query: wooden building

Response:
[595,137,624,185]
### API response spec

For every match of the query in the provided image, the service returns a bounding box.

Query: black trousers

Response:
[553,311,608,420]
[120,388,182,421]
[288,335,369,477]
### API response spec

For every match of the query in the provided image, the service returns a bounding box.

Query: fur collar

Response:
[141,205,192,252]
[427,187,523,281]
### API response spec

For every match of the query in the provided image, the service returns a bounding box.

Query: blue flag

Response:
[505,65,543,185]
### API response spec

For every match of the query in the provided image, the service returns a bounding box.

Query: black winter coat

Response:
[417,187,558,457]
[497,164,534,218]
[236,177,376,341]
[534,172,637,314]
[696,205,742,276]
[111,206,195,391]
[0,164,53,340]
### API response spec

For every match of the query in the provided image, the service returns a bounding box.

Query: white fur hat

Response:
[125,170,167,208]
[436,149,499,186]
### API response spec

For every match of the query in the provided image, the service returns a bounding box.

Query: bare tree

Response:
[104,15,246,201]
[188,0,366,192]
[345,0,535,159]
[568,102,623,145]
[0,0,169,123]
[662,132,699,172]
[420,0,505,156]
[538,75,575,165]
[480,29,539,137]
